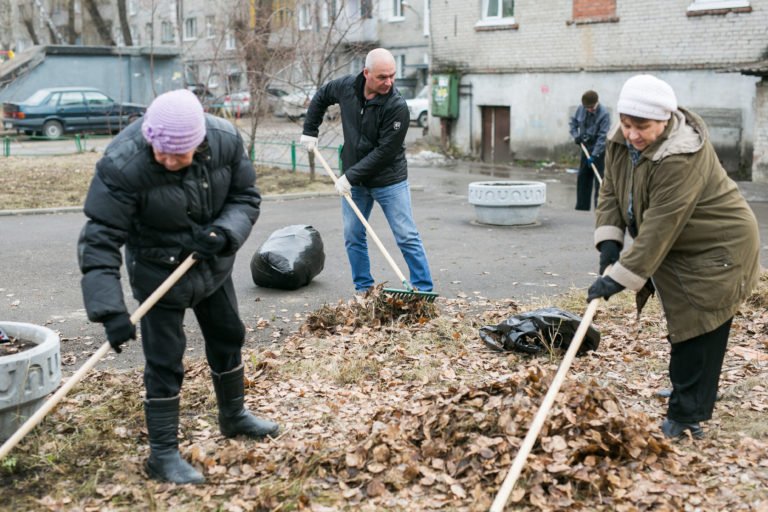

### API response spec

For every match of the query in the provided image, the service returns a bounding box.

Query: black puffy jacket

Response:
[302,72,409,188]
[78,115,260,321]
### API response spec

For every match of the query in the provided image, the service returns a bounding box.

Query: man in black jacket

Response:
[300,48,433,293]
[78,89,278,485]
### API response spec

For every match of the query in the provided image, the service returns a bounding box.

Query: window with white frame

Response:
[298,3,312,30]
[687,0,749,11]
[350,56,364,74]
[321,0,336,27]
[161,21,174,43]
[186,64,199,84]
[361,0,373,19]
[392,0,404,18]
[184,17,197,40]
[225,30,236,50]
[395,54,405,78]
[478,0,515,25]
[208,73,220,89]
[205,15,215,38]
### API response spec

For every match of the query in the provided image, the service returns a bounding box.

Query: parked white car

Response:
[406,86,429,127]
[275,88,316,120]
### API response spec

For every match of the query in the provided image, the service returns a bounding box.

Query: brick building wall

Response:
[428,0,768,179]
[431,0,767,72]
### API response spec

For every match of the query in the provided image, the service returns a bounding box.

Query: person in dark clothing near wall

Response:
[78,89,279,485]
[299,48,433,293]
[569,90,611,211]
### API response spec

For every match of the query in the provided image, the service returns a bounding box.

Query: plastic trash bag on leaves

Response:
[479,307,600,355]
[250,225,325,290]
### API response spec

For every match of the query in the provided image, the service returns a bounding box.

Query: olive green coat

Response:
[595,108,761,342]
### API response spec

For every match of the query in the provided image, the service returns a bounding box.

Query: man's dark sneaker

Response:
[661,418,704,439]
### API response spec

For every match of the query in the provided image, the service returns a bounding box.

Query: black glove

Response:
[587,276,625,302]
[598,240,621,275]
[191,226,227,260]
[103,312,136,353]
[574,137,582,145]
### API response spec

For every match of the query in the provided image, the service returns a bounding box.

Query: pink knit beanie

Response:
[142,89,206,153]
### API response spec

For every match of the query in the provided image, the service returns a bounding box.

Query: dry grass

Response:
[2,274,766,511]
[0,153,334,210]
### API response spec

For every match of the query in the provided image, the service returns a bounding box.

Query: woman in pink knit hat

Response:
[586,74,761,440]
[78,89,278,484]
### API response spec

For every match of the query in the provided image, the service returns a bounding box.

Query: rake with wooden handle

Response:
[489,286,603,511]
[0,253,197,460]
[312,147,437,302]
[579,143,603,186]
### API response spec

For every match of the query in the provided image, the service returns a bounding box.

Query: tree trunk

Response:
[233,0,278,157]
[82,0,115,45]
[116,0,133,46]
[22,17,40,45]
[67,0,77,43]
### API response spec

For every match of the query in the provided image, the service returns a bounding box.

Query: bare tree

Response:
[231,0,287,155]
[66,0,78,43]
[17,2,41,45]
[116,0,134,46]
[82,0,116,45]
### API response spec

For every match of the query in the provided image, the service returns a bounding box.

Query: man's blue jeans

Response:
[341,180,433,292]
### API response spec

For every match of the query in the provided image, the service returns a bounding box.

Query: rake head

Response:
[382,287,439,303]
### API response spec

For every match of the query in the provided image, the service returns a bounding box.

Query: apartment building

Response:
[430,0,768,180]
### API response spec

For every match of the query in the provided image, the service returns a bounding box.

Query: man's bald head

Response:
[365,48,395,70]
[363,48,397,99]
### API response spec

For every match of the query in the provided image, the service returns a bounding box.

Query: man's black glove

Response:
[587,276,625,302]
[598,240,621,275]
[103,312,136,353]
[191,226,227,260]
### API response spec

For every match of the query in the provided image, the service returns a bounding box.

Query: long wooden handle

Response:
[579,143,603,186]
[489,296,601,512]
[312,147,411,289]
[0,254,197,460]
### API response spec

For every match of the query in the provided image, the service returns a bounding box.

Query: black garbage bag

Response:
[250,225,325,290]
[479,307,600,355]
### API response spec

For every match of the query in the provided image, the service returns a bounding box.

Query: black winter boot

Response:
[211,364,279,439]
[144,396,205,484]
[661,418,704,440]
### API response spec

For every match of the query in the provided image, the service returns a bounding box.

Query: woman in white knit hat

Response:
[586,74,761,439]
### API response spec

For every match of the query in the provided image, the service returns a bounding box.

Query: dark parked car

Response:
[2,87,146,139]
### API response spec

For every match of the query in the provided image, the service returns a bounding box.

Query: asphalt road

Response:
[2,133,767,376]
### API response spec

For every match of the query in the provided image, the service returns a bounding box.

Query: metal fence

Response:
[1,133,343,172]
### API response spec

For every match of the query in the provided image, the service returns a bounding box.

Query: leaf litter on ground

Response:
[2,275,767,511]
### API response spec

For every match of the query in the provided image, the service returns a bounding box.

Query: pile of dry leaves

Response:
[2,275,766,511]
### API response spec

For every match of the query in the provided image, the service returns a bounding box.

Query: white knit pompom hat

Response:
[617,74,678,121]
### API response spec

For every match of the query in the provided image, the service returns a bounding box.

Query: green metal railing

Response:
[249,140,344,172]
[1,133,113,156]
[2,133,344,173]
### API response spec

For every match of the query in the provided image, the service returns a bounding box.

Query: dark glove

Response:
[103,312,136,353]
[598,240,621,275]
[587,276,625,302]
[574,137,582,145]
[586,155,594,165]
[191,226,227,260]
